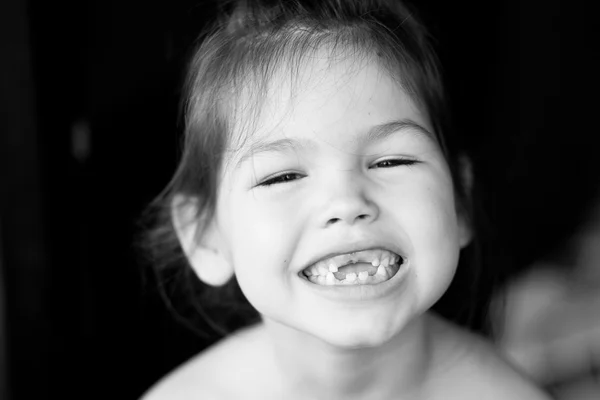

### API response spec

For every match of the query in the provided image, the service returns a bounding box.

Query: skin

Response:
[210,53,470,349]
[146,52,551,399]
[143,315,551,400]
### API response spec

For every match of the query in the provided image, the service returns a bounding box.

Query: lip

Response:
[297,257,411,302]
[295,238,411,301]
[298,239,408,274]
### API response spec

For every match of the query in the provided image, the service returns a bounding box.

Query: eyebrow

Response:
[233,118,432,170]
[359,119,432,146]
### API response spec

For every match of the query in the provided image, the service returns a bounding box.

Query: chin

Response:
[312,318,406,350]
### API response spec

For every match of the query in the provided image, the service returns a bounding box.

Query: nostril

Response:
[326,214,371,226]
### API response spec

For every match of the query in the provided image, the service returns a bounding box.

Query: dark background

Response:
[1,0,597,399]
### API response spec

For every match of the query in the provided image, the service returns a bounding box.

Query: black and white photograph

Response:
[1,0,597,399]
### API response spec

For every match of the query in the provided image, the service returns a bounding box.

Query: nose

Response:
[319,176,379,227]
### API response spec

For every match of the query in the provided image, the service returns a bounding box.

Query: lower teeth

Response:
[305,265,398,286]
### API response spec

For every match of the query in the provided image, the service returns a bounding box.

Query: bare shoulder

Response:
[427,314,552,400]
[140,325,269,400]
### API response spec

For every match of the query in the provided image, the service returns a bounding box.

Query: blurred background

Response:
[0,0,597,399]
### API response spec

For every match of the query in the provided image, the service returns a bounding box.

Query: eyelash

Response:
[257,158,419,187]
[258,172,305,187]
[371,158,419,169]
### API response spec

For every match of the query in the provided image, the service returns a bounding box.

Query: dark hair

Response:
[140,0,497,340]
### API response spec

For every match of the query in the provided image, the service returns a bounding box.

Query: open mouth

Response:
[301,249,404,286]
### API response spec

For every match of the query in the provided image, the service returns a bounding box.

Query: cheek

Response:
[410,189,459,242]
[227,194,299,275]
[399,180,461,274]
[225,200,292,313]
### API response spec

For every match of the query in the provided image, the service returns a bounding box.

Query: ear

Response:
[456,155,474,248]
[171,194,234,286]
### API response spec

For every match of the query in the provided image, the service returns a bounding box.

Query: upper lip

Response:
[300,239,406,272]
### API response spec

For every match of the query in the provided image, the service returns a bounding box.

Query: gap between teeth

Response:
[303,249,402,279]
[307,264,396,285]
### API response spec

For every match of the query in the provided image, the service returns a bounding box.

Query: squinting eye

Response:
[371,158,419,169]
[258,172,304,187]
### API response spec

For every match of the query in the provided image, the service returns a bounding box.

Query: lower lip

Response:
[296,260,411,302]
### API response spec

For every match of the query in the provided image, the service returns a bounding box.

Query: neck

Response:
[262,314,434,400]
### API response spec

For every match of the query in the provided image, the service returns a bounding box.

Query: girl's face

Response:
[211,55,470,348]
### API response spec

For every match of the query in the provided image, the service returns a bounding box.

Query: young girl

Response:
[142,0,551,398]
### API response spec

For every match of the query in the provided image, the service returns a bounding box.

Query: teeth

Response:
[326,272,335,285]
[304,249,402,278]
[305,261,403,286]
[317,263,328,276]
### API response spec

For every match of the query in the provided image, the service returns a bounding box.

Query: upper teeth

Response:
[304,249,400,277]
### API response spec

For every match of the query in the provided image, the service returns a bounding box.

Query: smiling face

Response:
[192,53,470,348]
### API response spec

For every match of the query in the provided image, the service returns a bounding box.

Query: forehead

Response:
[225,51,430,166]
